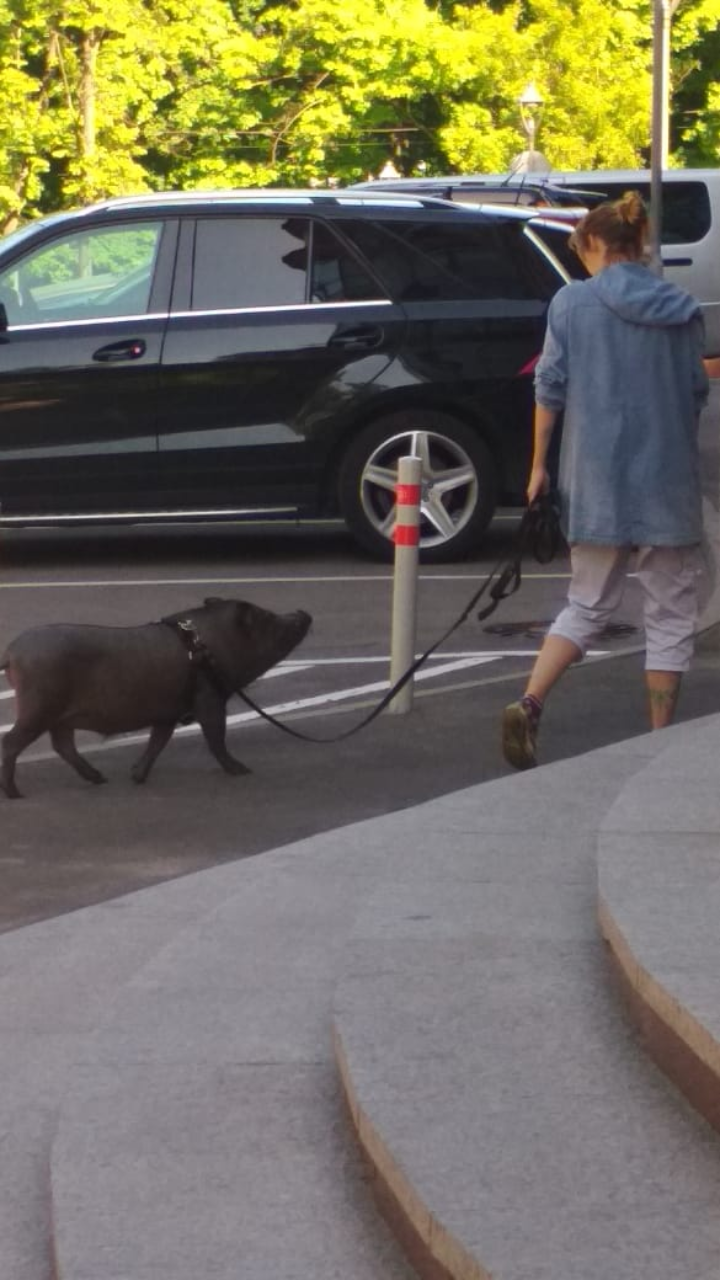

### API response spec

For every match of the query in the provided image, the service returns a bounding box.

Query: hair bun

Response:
[617,190,647,226]
[570,188,648,260]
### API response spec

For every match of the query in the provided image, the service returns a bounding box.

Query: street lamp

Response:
[519,82,543,150]
[510,82,551,175]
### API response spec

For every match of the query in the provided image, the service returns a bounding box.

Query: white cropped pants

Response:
[549,544,703,672]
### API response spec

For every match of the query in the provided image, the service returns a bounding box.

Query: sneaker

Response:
[502,697,541,770]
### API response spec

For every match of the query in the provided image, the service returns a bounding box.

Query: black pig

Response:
[0,597,311,798]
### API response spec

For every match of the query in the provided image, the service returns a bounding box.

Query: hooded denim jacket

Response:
[535,262,709,546]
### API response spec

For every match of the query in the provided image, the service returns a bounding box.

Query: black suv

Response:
[0,190,573,561]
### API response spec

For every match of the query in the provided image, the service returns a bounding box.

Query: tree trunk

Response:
[80,31,99,162]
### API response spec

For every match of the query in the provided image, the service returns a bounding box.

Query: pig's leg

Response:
[131,722,176,784]
[50,726,107,786]
[2,717,48,799]
[195,685,251,776]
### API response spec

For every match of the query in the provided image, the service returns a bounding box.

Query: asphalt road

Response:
[2,504,720,934]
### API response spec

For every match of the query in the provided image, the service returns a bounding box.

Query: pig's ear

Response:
[234,602,253,626]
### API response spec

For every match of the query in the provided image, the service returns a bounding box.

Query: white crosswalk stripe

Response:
[0,650,609,742]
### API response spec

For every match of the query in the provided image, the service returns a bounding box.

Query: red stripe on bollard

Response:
[396,483,422,506]
[393,524,419,546]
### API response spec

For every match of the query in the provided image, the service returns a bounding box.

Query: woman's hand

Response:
[527,464,550,505]
[527,404,557,506]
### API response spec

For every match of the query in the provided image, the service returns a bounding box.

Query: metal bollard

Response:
[388,455,422,714]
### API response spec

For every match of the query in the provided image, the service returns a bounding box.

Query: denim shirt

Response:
[535,262,709,546]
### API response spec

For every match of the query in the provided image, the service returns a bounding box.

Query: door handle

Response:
[328,325,384,351]
[93,339,147,363]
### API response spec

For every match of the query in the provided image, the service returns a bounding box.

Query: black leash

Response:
[228,495,562,744]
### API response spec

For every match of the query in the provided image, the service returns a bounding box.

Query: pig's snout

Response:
[280,606,308,645]
[290,610,312,641]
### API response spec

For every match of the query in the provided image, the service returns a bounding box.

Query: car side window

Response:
[310,222,384,302]
[0,222,163,325]
[192,217,311,310]
[345,219,542,302]
[575,182,712,245]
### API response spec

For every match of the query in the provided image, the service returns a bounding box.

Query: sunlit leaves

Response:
[0,0,716,229]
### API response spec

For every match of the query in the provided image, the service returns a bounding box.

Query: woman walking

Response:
[502,191,709,770]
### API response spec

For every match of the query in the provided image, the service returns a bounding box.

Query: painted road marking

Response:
[0,571,571,589]
[0,654,503,728]
[262,651,556,678]
[0,650,609,742]
[0,650,602,692]
[0,657,501,743]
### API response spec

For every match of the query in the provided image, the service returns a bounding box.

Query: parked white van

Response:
[355,170,720,356]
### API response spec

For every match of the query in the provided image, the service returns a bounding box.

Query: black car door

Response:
[0,217,176,520]
[156,212,406,513]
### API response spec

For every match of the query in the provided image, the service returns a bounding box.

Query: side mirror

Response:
[0,301,8,333]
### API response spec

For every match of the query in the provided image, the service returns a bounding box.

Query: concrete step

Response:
[333,721,720,1280]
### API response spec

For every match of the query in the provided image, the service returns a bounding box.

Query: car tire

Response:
[338,410,497,563]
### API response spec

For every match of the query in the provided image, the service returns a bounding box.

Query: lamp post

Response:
[660,0,682,167]
[511,82,551,175]
[649,0,682,274]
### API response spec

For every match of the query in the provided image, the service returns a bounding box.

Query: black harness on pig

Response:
[161,616,232,721]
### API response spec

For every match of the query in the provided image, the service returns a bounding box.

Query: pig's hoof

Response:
[223,759,252,777]
[130,769,148,785]
[1,782,23,800]
[87,770,107,786]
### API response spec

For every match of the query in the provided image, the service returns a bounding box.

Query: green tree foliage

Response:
[0,0,242,229]
[0,0,716,230]
[152,0,449,186]
[672,0,720,163]
[431,0,651,172]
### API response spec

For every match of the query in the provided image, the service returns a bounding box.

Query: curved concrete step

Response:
[333,725,720,1280]
[599,713,720,1135]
